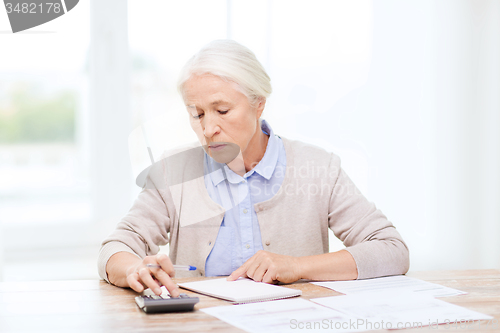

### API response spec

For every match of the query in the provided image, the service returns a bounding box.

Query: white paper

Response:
[179,277,301,303]
[202,298,364,333]
[312,275,467,297]
[311,292,493,330]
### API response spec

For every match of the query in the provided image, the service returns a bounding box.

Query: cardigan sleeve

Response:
[97,171,172,283]
[327,154,410,279]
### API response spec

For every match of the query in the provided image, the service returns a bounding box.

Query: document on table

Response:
[178,277,301,303]
[312,275,466,297]
[201,298,363,333]
[202,292,493,333]
[310,291,493,330]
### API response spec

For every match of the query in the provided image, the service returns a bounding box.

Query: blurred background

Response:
[0,0,498,281]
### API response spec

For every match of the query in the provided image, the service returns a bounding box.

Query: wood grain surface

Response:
[0,270,498,332]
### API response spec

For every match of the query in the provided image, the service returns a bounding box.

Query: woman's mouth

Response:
[209,143,227,151]
[203,142,240,164]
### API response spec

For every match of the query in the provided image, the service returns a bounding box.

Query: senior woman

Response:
[98,40,409,297]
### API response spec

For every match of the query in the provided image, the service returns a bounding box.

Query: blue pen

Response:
[146,264,197,271]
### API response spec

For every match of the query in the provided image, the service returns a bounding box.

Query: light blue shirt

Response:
[204,120,287,276]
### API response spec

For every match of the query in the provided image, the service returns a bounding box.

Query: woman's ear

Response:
[256,97,266,118]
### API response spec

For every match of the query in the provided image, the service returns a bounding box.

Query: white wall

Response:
[127,0,500,272]
[227,0,500,271]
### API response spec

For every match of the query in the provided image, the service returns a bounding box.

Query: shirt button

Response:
[265,241,270,246]
[245,244,250,249]
[243,209,248,214]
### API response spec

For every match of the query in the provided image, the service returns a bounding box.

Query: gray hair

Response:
[177,40,272,104]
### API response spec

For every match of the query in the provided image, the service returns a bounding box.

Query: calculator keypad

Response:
[135,293,199,313]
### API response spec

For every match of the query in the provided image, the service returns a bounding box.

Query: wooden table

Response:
[0,270,498,332]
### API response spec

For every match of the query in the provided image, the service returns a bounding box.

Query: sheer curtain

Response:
[0,2,94,281]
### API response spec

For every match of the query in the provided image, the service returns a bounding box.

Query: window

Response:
[0,1,93,280]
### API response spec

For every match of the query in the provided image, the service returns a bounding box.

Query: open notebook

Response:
[178,277,302,304]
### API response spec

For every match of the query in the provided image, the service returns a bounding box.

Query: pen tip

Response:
[189,266,197,271]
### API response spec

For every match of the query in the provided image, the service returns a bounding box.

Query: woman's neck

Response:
[227,124,269,177]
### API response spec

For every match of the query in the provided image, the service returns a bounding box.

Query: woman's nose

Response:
[202,114,221,138]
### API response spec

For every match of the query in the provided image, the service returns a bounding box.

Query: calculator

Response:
[135,293,199,313]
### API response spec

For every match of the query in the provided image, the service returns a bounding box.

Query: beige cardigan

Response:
[98,137,409,282]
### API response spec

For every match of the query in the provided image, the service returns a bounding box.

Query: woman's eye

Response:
[218,110,229,115]
[193,113,204,119]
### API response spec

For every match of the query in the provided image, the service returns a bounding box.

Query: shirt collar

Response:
[205,157,225,186]
[205,119,279,186]
[250,119,279,180]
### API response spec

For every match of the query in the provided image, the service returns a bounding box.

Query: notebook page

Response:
[178,277,301,303]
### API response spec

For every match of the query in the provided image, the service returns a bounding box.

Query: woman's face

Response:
[183,74,265,163]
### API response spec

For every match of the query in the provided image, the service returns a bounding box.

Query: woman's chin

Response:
[203,142,240,164]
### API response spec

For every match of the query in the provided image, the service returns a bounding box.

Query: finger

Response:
[228,251,264,281]
[227,255,255,281]
[245,261,262,281]
[262,265,278,284]
[138,267,162,295]
[127,272,145,293]
[251,261,269,282]
[153,269,180,297]
[156,254,175,277]
[227,264,249,281]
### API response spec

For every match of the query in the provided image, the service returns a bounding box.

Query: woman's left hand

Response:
[227,250,301,284]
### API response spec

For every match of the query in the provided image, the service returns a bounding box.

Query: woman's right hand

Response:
[125,253,180,297]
